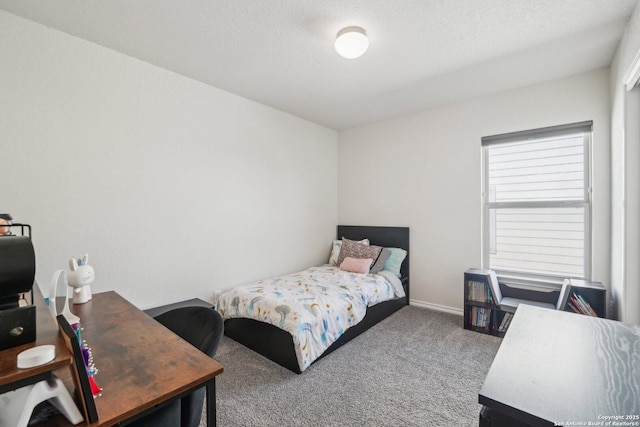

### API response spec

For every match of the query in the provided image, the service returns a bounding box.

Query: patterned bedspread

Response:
[216,265,405,371]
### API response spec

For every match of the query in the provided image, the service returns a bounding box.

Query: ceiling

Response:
[0,0,637,130]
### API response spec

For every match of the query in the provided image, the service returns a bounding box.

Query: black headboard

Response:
[337,225,410,302]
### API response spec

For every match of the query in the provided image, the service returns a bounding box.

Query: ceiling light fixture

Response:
[334,26,369,59]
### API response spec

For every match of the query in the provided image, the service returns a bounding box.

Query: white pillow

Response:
[328,238,369,265]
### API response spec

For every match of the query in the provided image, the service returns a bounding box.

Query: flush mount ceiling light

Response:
[334,26,369,59]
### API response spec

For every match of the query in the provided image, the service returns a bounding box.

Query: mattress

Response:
[216,265,404,371]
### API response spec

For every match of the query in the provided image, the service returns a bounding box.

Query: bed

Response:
[218,225,410,373]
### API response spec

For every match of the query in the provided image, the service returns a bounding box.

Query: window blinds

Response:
[481,121,593,147]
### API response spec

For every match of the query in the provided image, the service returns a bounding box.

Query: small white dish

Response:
[17,345,56,368]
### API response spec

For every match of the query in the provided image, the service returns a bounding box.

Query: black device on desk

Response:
[0,228,37,351]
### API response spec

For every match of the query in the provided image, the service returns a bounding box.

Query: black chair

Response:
[130,306,224,427]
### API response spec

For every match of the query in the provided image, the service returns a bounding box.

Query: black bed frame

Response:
[223,225,410,373]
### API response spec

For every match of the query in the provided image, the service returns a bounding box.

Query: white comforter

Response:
[216,265,405,371]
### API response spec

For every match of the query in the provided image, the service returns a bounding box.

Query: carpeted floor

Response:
[202,305,502,427]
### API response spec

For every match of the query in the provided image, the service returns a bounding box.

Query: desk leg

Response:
[206,378,216,427]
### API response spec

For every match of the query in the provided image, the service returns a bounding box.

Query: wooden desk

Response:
[0,289,223,427]
[48,292,223,426]
[478,305,640,426]
[0,286,73,394]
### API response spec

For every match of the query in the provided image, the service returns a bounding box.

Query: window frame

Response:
[481,122,593,286]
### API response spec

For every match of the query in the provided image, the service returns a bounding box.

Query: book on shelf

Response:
[567,300,581,314]
[467,280,493,304]
[558,278,604,317]
[470,306,491,328]
[465,269,502,305]
[480,308,489,328]
[505,314,513,330]
[568,292,597,316]
[498,312,513,332]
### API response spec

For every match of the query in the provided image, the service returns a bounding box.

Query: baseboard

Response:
[410,299,463,316]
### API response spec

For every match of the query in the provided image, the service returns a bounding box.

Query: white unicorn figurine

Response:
[68,254,95,304]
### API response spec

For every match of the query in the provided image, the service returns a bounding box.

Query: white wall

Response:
[0,11,338,309]
[610,3,640,324]
[338,69,611,312]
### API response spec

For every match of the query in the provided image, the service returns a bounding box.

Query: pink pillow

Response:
[340,257,373,274]
[336,238,382,268]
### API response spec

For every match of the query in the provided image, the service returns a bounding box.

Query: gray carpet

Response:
[202,306,502,427]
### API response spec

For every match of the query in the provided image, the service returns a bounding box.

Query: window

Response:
[481,121,592,284]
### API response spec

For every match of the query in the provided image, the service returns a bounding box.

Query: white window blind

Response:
[482,121,592,282]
